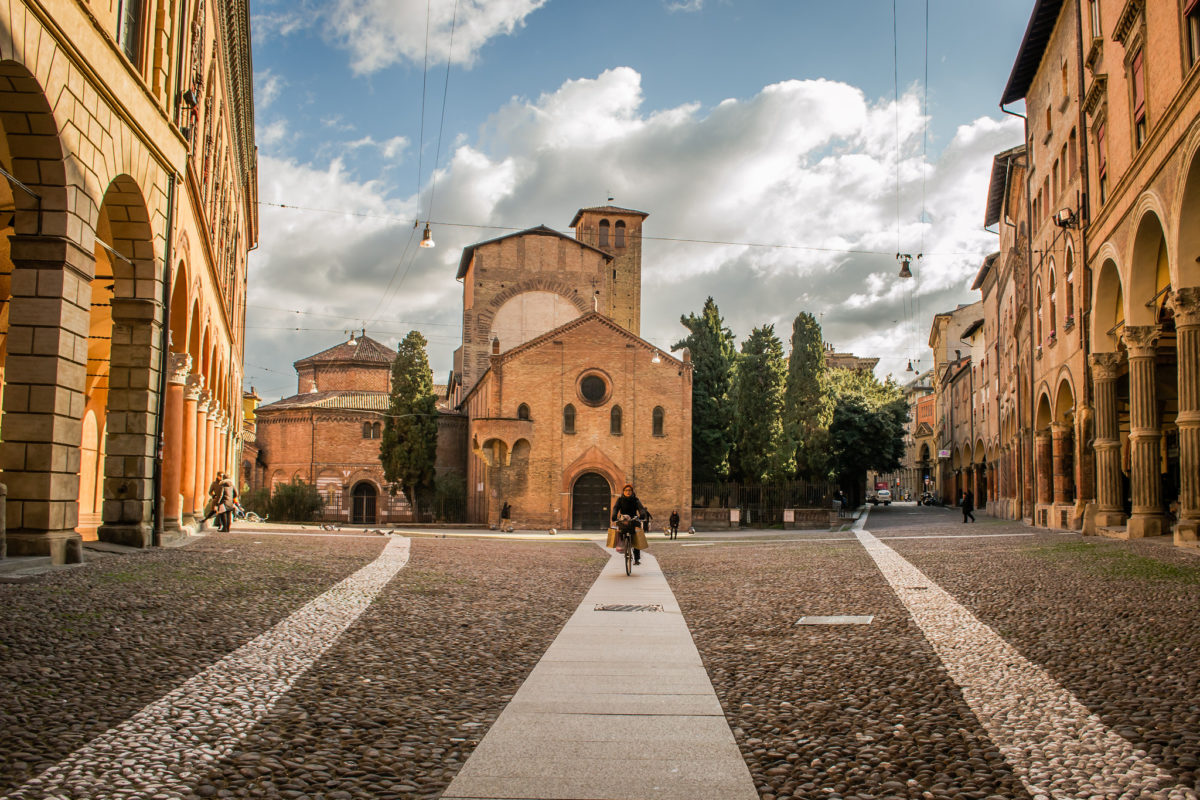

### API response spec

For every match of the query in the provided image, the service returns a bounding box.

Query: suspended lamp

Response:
[896,252,916,279]
[419,222,435,248]
[651,349,662,364]
[906,360,914,372]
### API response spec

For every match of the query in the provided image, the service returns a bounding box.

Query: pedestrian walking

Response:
[668,510,680,539]
[214,473,237,532]
[961,489,975,523]
[201,472,225,528]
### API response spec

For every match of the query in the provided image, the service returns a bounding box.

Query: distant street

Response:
[1,508,1198,799]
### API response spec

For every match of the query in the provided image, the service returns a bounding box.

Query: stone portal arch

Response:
[571,472,612,530]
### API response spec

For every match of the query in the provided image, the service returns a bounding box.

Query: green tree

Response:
[674,297,736,482]
[730,324,791,482]
[380,331,439,520]
[783,311,833,480]
[827,368,908,505]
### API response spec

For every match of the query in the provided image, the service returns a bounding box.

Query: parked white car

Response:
[869,489,892,506]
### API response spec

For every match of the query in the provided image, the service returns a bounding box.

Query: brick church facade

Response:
[450,206,693,530]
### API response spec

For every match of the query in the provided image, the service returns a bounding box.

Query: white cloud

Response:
[258,119,290,149]
[247,67,1022,396]
[276,0,549,75]
[666,0,704,11]
[254,68,285,109]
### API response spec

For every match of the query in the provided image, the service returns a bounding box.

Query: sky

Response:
[245,0,1033,401]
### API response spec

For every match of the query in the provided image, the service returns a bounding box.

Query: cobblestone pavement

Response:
[2,512,1198,800]
[660,505,1200,800]
[0,533,606,799]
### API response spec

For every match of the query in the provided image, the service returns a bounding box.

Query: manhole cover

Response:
[796,615,874,625]
[594,603,663,612]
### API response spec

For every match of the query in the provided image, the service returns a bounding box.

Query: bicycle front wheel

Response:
[625,547,633,575]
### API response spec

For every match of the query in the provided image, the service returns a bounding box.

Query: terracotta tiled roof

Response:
[256,391,392,412]
[294,334,396,368]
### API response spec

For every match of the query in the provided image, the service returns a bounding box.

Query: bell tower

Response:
[569,205,648,335]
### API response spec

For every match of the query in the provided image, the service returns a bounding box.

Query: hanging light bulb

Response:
[897,253,913,279]
[651,349,662,364]
[906,360,914,372]
[419,222,435,248]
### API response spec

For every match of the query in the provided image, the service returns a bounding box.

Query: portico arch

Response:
[0,60,87,563]
[95,175,164,549]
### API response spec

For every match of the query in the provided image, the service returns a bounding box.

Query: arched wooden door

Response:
[572,472,611,530]
[351,482,378,524]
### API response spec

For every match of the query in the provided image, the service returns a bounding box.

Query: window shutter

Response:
[1132,50,1145,116]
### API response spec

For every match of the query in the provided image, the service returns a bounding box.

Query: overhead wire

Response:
[425,0,460,226]
[254,200,982,258]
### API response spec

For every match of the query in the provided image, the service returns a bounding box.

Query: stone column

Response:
[1122,326,1165,538]
[193,390,210,516]
[1090,353,1126,529]
[1075,407,1094,522]
[204,400,218,488]
[0,235,95,564]
[1169,287,1200,546]
[180,375,202,526]
[161,354,191,533]
[1035,430,1053,507]
[97,296,164,549]
[1051,421,1074,505]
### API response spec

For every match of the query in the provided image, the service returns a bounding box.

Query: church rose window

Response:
[578,372,610,405]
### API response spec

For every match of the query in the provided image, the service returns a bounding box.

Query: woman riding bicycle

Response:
[612,483,649,566]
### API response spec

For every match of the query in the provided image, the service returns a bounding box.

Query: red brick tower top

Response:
[569,205,648,336]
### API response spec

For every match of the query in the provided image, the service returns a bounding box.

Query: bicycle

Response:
[615,514,638,575]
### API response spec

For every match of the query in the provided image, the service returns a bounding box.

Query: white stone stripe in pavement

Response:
[853,520,1194,800]
[5,536,411,800]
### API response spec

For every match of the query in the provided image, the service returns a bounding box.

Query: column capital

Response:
[1050,420,1072,436]
[184,373,204,400]
[1169,286,1200,327]
[198,390,211,409]
[1090,351,1123,380]
[168,353,192,386]
[1121,325,1160,358]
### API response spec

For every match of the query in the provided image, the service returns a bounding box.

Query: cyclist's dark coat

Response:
[612,493,647,521]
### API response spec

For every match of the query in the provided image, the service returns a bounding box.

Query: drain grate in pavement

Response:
[796,615,874,625]
[594,603,663,612]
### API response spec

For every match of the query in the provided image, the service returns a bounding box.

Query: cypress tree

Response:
[730,324,791,483]
[673,297,736,483]
[783,311,833,479]
[380,331,439,520]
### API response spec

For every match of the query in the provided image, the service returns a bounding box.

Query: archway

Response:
[0,60,78,563]
[571,472,611,530]
[94,174,162,548]
[351,481,378,524]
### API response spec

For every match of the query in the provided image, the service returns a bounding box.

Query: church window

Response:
[578,371,610,405]
[563,404,576,434]
[610,405,622,435]
[652,406,665,436]
[615,221,626,248]
[363,422,373,438]
[517,403,531,420]
[373,422,382,438]
[599,219,611,247]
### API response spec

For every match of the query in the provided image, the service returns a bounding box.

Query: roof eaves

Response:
[983,145,1026,228]
[1001,0,1066,106]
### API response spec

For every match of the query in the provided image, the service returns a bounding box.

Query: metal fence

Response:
[692,479,835,526]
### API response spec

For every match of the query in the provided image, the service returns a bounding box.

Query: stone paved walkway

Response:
[441,546,758,800]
